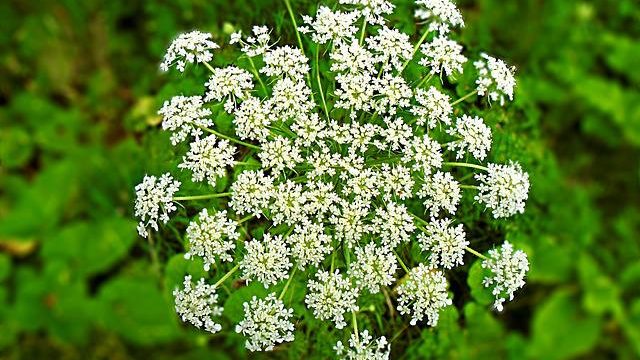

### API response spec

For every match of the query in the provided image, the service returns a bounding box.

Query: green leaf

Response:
[223,282,268,323]
[467,260,494,306]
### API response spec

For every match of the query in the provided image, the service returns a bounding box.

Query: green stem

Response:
[214,264,240,288]
[359,18,367,45]
[279,267,298,300]
[203,62,216,74]
[201,126,262,150]
[283,0,304,52]
[234,161,259,167]
[173,192,232,201]
[443,162,489,171]
[410,212,429,225]
[401,29,430,73]
[316,45,330,119]
[237,214,254,224]
[466,246,488,260]
[352,311,359,342]
[247,57,269,96]
[416,73,433,88]
[393,251,410,273]
[460,184,479,190]
[451,90,479,106]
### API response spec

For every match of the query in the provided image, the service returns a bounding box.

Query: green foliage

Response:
[0,0,639,358]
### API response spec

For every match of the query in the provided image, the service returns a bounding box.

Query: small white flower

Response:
[230,170,275,217]
[160,31,219,72]
[373,74,412,115]
[417,217,468,269]
[270,180,308,226]
[291,113,326,147]
[288,219,333,269]
[178,136,235,187]
[397,263,452,326]
[415,0,465,34]
[380,164,415,201]
[236,293,295,351]
[474,53,516,105]
[173,275,223,333]
[380,117,413,151]
[240,233,292,288]
[268,77,314,119]
[261,45,310,80]
[259,136,303,173]
[158,95,213,145]
[185,209,240,270]
[330,40,376,74]
[329,199,371,248]
[475,161,530,218]
[335,72,375,117]
[481,241,529,311]
[300,6,360,44]
[366,26,413,71]
[372,202,416,249]
[233,26,275,57]
[402,135,443,174]
[204,66,253,111]
[134,173,180,238]
[233,96,272,143]
[305,269,360,329]
[339,0,394,25]
[419,36,467,77]
[344,168,381,201]
[411,87,452,129]
[417,171,461,216]
[446,114,492,161]
[350,242,397,293]
[305,180,341,217]
[334,330,390,359]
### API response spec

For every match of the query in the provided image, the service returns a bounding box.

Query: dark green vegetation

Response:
[1,0,639,359]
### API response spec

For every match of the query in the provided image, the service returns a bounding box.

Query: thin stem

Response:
[410,212,428,225]
[466,246,488,260]
[316,45,330,119]
[443,161,489,171]
[460,184,479,190]
[247,57,269,96]
[451,90,479,106]
[279,267,298,300]
[147,231,161,278]
[213,264,240,288]
[283,0,304,52]
[400,29,430,73]
[237,214,254,224]
[203,62,216,74]
[393,251,410,274]
[416,73,433,88]
[359,18,367,45]
[352,311,359,341]
[173,192,231,201]
[201,126,262,150]
[235,161,259,167]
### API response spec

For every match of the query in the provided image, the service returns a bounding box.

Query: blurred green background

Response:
[0,0,639,359]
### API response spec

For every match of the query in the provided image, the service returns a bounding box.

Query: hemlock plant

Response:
[134,0,531,357]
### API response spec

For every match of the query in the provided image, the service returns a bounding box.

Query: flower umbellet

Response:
[135,0,530,355]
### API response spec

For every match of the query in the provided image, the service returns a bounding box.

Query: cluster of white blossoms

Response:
[135,0,531,357]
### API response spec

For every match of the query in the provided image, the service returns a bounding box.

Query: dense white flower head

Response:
[230,170,275,217]
[419,36,467,77]
[482,241,529,311]
[240,233,292,287]
[418,218,468,269]
[339,0,394,25]
[330,199,371,248]
[231,26,274,57]
[372,202,416,248]
[178,136,235,186]
[366,26,413,71]
[373,74,412,115]
[236,293,295,351]
[305,270,360,329]
[173,275,223,333]
[259,136,304,173]
[396,264,452,326]
[334,330,390,360]
[474,53,516,105]
[185,209,239,270]
[330,41,376,74]
[446,115,492,161]
[268,77,313,119]
[402,135,443,174]
[233,96,272,143]
[261,46,310,80]
[415,0,465,34]
[287,219,333,269]
[335,72,375,117]
[475,162,530,218]
[380,164,415,201]
[161,31,219,72]
[134,173,180,238]
[270,180,308,226]
[417,171,461,216]
[299,6,360,44]
[204,66,253,112]
[411,87,452,128]
[350,242,397,293]
[158,95,213,145]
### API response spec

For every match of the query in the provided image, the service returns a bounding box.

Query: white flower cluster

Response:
[335,330,390,359]
[135,0,532,355]
[173,275,223,333]
[482,241,529,311]
[235,293,295,351]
